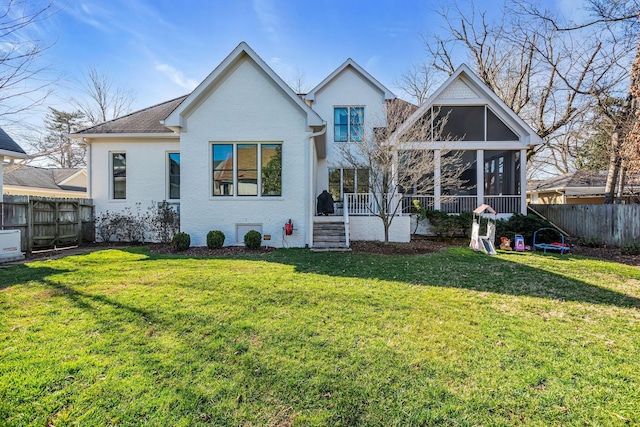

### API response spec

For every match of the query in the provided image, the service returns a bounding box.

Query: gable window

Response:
[212,143,282,197]
[112,152,126,199]
[168,152,180,199]
[334,107,364,142]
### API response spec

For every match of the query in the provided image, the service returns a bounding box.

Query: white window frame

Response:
[166,151,180,200]
[110,151,126,201]
[333,106,365,142]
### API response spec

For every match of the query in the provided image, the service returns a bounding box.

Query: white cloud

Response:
[154,63,199,90]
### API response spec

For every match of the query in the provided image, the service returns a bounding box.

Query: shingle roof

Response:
[0,126,27,155]
[75,95,187,134]
[530,170,609,191]
[3,165,85,191]
[530,170,640,192]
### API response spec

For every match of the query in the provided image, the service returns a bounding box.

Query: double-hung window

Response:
[212,143,282,197]
[112,152,126,199]
[334,107,364,142]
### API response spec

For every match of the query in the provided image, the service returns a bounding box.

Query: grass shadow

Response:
[0,264,71,290]
[259,247,640,309]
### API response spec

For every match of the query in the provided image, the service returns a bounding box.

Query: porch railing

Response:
[343,193,403,216]
[402,194,522,214]
[337,194,522,216]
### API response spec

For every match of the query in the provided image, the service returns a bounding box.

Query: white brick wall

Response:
[179,58,311,248]
[349,216,411,242]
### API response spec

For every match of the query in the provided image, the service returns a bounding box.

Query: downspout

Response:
[84,138,92,199]
[307,125,326,248]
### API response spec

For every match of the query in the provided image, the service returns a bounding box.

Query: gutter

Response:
[307,124,327,248]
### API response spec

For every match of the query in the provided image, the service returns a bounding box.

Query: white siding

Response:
[179,58,311,248]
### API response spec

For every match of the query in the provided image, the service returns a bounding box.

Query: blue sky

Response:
[7,0,585,140]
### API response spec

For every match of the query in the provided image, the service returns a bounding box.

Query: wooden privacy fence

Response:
[530,204,640,247]
[1,195,94,252]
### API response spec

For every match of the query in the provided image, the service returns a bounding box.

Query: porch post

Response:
[434,149,441,210]
[520,149,527,214]
[476,150,484,208]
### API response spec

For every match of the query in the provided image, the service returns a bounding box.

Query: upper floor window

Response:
[334,107,364,142]
[168,152,180,199]
[212,143,282,197]
[112,152,126,199]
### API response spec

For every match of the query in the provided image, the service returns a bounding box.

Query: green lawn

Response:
[1,247,639,426]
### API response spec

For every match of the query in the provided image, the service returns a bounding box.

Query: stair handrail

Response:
[344,194,350,248]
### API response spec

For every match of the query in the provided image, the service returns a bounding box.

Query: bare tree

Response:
[287,67,308,94]
[396,62,437,105]
[339,100,470,243]
[420,1,633,177]
[0,0,57,119]
[33,107,87,168]
[518,0,639,201]
[74,66,136,126]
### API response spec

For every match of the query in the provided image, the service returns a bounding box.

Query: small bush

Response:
[171,232,191,251]
[621,242,640,255]
[206,230,225,249]
[244,230,262,250]
[496,213,552,244]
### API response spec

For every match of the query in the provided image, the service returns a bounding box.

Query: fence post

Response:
[27,197,33,252]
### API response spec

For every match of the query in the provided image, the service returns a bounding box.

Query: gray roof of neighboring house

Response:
[0,126,27,155]
[75,95,188,134]
[3,165,86,192]
[529,170,640,192]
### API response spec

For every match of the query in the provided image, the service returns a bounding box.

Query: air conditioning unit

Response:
[0,230,24,263]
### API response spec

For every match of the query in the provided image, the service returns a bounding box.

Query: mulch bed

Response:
[19,238,640,268]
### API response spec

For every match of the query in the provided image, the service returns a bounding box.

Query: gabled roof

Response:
[0,126,29,158]
[304,58,395,102]
[3,165,86,192]
[391,64,543,146]
[164,42,324,130]
[74,96,187,135]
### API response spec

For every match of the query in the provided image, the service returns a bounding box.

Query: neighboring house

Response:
[2,165,87,198]
[527,170,640,204]
[72,42,541,248]
[0,126,30,197]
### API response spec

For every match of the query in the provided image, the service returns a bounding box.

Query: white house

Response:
[73,42,541,249]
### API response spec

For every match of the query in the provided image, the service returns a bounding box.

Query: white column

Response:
[434,149,441,210]
[476,150,484,208]
[520,149,527,214]
[0,155,4,228]
[0,155,4,197]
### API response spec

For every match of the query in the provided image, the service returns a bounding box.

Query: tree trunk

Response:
[616,163,627,204]
[604,131,621,204]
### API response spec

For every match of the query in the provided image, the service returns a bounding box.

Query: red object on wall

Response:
[285,219,293,235]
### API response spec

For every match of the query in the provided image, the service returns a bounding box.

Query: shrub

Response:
[621,242,640,255]
[206,230,225,249]
[496,213,552,244]
[151,201,180,244]
[579,237,605,248]
[171,232,191,251]
[244,230,262,249]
